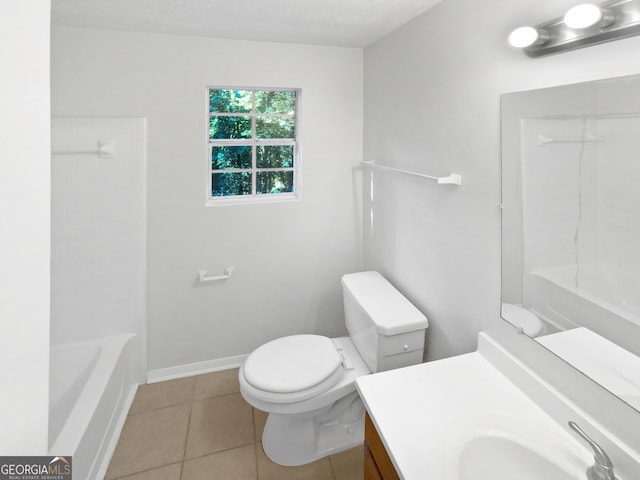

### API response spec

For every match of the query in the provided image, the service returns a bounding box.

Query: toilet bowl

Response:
[239,271,428,466]
[501,302,543,337]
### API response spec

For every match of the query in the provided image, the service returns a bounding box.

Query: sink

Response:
[457,434,579,480]
[445,413,591,480]
[356,335,636,479]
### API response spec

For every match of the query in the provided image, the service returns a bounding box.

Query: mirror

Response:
[501,74,640,412]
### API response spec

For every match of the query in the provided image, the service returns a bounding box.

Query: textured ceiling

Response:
[51,0,443,47]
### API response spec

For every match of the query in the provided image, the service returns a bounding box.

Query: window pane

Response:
[257,170,294,195]
[256,117,295,139]
[257,145,294,168]
[255,91,296,114]
[211,172,252,196]
[209,89,252,113]
[209,116,251,140]
[212,146,252,170]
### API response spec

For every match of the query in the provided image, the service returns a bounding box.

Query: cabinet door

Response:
[364,444,383,480]
[364,413,400,480]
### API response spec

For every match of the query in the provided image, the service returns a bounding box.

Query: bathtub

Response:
[529,264,640,357]
[49,334,138,480]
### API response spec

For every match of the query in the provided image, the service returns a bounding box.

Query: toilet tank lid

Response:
[342,271,428,335]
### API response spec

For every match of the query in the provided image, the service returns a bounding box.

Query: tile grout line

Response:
[254,441,261,480]
[128,390,242,418]
[180,440,257,463]
[193,389,243,403]
[178,377,198,479]
[253,408,260,480]
[112,461,183,480]
[328,455,338,480]
[127,401,187,418]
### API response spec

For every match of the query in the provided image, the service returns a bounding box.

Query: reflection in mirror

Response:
[501,74,640,412]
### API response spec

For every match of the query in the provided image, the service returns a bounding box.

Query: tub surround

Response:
[356,331,640,480]
[49,116,147,479]
[529,264,640,357]
[49,334,138,480]
[50,117,147,381]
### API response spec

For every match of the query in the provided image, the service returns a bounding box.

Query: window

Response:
[207,87,299,204]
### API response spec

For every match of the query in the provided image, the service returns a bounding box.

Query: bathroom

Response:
[2,0,640,478]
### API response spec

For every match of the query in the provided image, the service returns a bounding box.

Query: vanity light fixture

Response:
[508,26,549,48]
[508,0,640,57]
[563,3,613,29]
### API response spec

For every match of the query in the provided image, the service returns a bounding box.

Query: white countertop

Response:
[356,349,589,479]
[538,328,640,411]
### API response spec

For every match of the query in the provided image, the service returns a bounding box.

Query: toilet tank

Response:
[341,271,429,373]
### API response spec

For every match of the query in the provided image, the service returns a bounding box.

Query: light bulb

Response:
[564,4,606,29]
[508,27,544,48]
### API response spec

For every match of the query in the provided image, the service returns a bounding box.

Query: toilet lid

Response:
[501,303,543,337]
[243,335,343,394]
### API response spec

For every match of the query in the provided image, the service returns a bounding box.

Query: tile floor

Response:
[106,368,364,480]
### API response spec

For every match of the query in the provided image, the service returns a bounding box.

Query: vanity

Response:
[356,329,640,480]
[364,412,399,480]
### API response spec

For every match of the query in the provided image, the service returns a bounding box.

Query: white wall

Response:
[0,0,51,454]
[51,27,363,373]
[363,0,640,361]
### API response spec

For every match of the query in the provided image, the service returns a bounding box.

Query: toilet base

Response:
[261,391,365,466]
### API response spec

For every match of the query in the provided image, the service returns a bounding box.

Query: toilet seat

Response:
[242,334,344,404]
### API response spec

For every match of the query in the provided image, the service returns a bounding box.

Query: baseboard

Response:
[146,354,248,384]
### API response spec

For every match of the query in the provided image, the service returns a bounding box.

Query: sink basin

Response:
[445,413,590,480]
[457,435,579,480]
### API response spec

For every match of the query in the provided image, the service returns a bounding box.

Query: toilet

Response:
[501,302,543,337]
[239,271,428,466]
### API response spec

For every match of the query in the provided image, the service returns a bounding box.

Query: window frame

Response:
[205,86,301,206]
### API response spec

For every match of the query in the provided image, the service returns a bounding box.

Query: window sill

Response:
[206,192,299,207]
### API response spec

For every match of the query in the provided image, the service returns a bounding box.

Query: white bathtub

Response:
[529,264,640,357]
[49,334,138,480]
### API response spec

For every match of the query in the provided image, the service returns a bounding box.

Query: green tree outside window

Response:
[209,88,298,199]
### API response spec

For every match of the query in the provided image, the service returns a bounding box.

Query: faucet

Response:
[568,421,617,480]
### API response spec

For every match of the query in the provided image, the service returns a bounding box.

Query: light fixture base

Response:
[523,0,640,58]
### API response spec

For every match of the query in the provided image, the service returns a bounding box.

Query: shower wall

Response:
[520,115,640,303]
[51,117,146,378]
[596,117,640,276]
[521,118,600,278]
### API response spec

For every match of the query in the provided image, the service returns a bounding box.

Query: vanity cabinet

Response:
[364,413,400,480]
